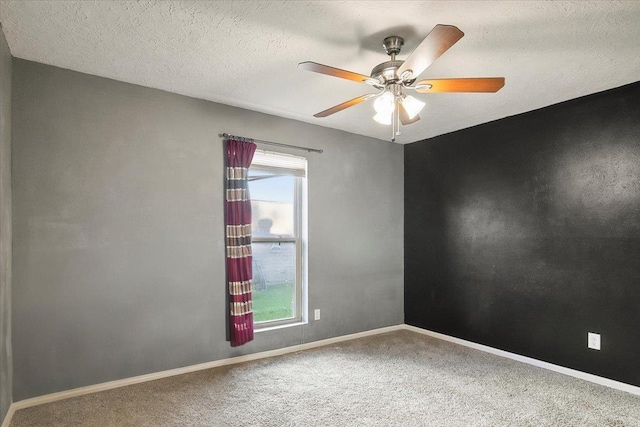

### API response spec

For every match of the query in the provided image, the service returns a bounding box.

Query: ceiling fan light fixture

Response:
[373,111,392,125]
[299,25,504,142]
[402,95,426,119]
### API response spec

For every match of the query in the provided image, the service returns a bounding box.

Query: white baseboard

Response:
[2,324,404,426]
[3,323,639,427]
[403,324,640,397]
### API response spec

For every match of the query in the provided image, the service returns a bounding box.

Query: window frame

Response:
[250,151,307,330]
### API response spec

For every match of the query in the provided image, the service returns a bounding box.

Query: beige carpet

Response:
[10,330,640,426]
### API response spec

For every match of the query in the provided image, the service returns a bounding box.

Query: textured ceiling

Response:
[1,1,639,143]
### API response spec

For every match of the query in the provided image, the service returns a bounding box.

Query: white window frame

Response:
[250,149,307,330]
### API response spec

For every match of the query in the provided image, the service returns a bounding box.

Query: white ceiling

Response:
[1,1,639,143]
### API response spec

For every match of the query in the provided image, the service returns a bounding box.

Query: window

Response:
[249,149,307,329]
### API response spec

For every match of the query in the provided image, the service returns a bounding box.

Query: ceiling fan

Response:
[298,25,505,142]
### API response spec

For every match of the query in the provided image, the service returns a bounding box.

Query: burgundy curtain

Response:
[224,139,257,346]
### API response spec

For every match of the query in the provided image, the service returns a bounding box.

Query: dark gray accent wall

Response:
[12,59,404,400]
[405,81,640,387]
[0,24,13,424]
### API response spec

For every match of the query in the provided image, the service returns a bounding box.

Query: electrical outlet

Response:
[588,332,601,350]
[314,309,321,321]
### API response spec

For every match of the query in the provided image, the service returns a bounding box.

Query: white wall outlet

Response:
[314,309,321,321]
[588,332,601,350]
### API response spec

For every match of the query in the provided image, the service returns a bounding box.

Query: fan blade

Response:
[399,103,420,125]
[313,94,375,118]
[298,61,372,84]
[397,25,464,80]
[415,78,505,93]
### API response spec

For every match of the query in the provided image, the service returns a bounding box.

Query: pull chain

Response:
[390,90,401,143]
[391,99,397,143]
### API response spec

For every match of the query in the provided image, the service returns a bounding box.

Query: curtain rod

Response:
[221,133,323,154]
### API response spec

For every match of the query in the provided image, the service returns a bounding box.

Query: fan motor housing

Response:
[370,60,404,83]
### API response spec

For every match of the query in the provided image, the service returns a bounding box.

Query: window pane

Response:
[252,241,296,323]
[249,171,295,237]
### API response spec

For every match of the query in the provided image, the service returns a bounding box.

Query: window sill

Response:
[255,320,308,333]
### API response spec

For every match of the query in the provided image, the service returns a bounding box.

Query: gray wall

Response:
[12,59,404,400]
[0,24,13,424]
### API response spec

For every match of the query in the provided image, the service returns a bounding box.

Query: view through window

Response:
[249,150,307,328]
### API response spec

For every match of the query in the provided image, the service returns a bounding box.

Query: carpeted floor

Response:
[10,330,640,426]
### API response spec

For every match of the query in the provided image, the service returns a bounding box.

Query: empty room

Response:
[1,1,639,426]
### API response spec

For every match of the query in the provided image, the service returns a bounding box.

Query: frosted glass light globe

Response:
[374,91,395,114]
[402,95,425,119]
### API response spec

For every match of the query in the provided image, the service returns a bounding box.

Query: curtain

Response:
[224,139,257,346]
